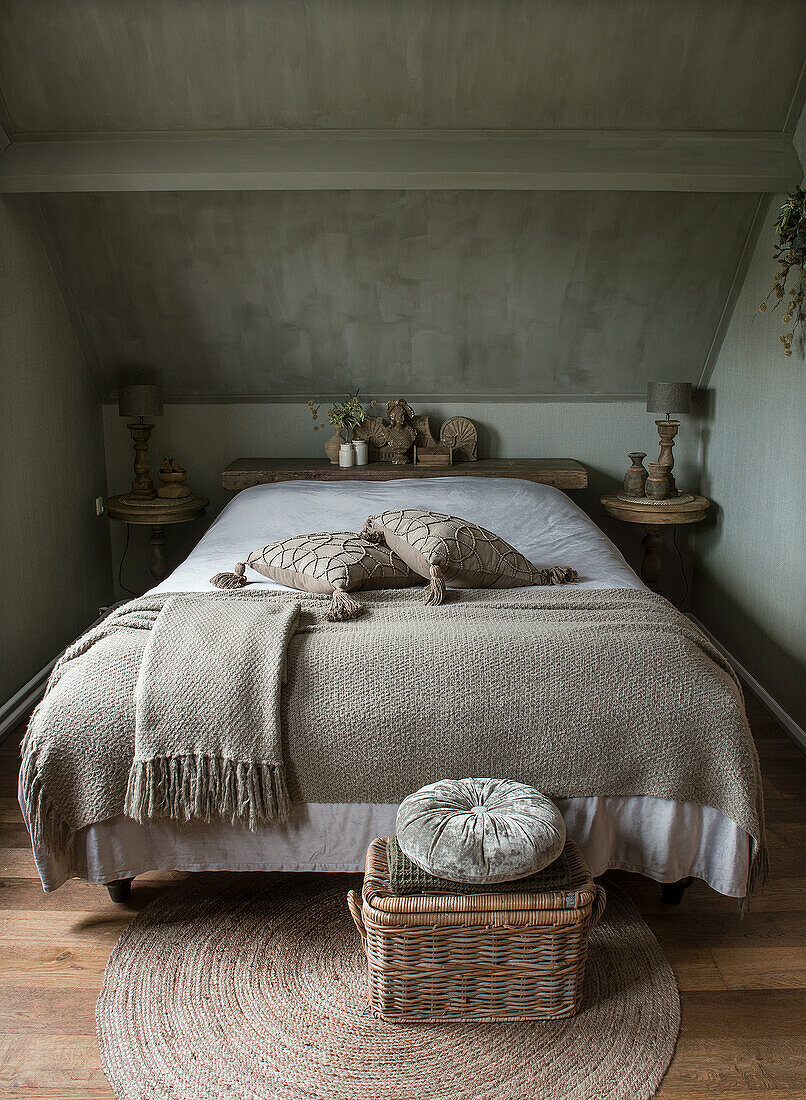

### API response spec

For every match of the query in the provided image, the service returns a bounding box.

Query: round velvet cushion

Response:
[395,777,567,885]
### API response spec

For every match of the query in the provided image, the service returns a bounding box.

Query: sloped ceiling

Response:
[0,0,804,399]
[38,190,756,398]
[1,0,804,133]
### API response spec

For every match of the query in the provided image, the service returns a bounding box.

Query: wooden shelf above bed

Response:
[222,458,588,491]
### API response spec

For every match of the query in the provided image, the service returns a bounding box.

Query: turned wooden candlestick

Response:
[655,418,680,498]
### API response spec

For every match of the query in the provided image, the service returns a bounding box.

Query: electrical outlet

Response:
[95,496,105,517]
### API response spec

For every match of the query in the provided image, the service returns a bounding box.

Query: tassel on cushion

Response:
[210,562,247,589]
[360,518,387,546]
[423,563,446,607]
[537,566,578,586]
[326,586,364,622]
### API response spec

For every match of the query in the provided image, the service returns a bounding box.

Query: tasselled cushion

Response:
[361,509,577,606]
[395,777,567,884]
[210,532,413,621]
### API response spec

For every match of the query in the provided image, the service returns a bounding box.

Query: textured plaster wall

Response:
[44,190,753,400]
[692,106,806,730]
[0,196,112,703]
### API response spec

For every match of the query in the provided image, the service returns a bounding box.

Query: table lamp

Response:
[118,384,163,501]
[646,381,692,497]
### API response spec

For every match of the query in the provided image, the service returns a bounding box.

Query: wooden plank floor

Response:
[1,690,804,1098]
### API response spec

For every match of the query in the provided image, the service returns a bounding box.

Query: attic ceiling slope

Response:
[1,0,804,134]
[38,190,756,400]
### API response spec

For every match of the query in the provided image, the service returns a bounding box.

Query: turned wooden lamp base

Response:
[120,421,157,502]
[655,418,680,498]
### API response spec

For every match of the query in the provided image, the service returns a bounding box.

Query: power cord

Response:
[672,524,689,610]
[117,523,137,597]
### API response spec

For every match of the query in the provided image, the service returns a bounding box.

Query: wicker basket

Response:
[347,837,605,1022]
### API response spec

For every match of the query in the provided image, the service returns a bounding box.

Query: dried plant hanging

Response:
[759,186,806,356]
[308,391,372,442]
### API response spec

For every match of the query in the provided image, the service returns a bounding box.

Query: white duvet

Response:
[154,476,643,594]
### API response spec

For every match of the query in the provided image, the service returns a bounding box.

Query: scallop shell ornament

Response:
[440,416,478,461]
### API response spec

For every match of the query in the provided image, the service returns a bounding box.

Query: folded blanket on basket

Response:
[387,834,575,896]
[21,587,767,908]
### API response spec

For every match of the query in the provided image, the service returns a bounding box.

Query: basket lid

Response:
[362,837,596,916]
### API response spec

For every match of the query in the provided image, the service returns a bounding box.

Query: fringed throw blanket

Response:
[126,593,299,829]
[21,587,767,906]
[22,591,300,857]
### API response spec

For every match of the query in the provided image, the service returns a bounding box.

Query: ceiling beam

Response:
[99,391,649,405]
[0,130,800,193]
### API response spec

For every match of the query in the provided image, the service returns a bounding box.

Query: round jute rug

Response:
[97,875,679,1100]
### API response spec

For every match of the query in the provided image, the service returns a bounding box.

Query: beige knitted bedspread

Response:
[21,587,766,899]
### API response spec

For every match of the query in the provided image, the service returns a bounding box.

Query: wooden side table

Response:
[105,493,208,583]
[600,493,709,588]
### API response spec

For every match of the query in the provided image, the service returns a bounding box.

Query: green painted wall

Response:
[693,105,806,730]
[0,196,112,703]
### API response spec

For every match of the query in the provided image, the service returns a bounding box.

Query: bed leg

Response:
[661,876,694,905]
[105,878,134,904]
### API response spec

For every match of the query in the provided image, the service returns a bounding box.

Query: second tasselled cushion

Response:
[210,532,413,621]
[361,508,577,605]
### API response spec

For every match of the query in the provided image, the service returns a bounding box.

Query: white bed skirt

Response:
[20,783,749,897]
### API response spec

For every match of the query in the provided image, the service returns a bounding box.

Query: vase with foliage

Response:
[308,392,368,464]
[321,428,344,465]
[759,186,806,357]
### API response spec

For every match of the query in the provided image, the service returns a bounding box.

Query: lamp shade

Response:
[118,384,163,419]
[646,381,692,416]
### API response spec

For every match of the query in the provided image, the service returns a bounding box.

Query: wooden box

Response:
[413,444,453,467]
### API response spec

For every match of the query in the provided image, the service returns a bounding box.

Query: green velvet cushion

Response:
[395,777,567,884]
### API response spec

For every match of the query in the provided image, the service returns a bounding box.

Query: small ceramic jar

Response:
[353,439,368,466]
[339,443,355,468]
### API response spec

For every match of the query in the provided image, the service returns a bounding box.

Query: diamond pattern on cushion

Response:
[245,532,413,594]
[362,509,574,589]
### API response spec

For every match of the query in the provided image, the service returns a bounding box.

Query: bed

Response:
[21,475,756,901]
